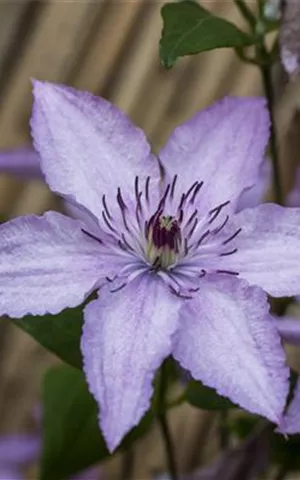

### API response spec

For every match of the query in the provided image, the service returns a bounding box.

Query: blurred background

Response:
[0,1,300,478]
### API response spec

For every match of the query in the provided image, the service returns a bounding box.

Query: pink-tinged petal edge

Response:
[0,211,108,317]
[81,273,182,452]
[217,204,300,297]
[159,97,270,213]
[30,80,159,220]
[172,275,289,426]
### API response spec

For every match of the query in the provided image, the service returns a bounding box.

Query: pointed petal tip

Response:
[31,79,59,101]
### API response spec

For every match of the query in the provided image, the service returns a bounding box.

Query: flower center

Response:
[146,214,182,269]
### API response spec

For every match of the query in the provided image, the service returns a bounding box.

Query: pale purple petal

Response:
[81,273,182,452]
[0,147,42,180]
[287,168,300,207]
[281,379,300,434]
[172,276,289,425]
[273,315,300,345]
[236,158,271,212]
[0,434,40,465]
[31,81,159,219]
[216,204,300,297]
[159,97,269,212]
[0,212,111,317]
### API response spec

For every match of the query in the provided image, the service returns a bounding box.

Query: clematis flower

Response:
[3,81,300,452]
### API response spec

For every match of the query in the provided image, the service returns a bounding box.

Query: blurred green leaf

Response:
[271,432,300,471]
[11,307,83,369]
[186,380,236,410]
[160,1,254,68]
[41,365,153,480]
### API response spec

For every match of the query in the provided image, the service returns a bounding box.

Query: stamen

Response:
[169,285,192,300]
[185,181,199,202]
[170,175,178,198]
[118,240,128,251]
[187,218,198,240]
[117,188,127,211]
[135,191,143,223]
[110,282,127,293]
[145,176,150,203]
[81,229,103,244]
[211,215,229,235]
[152,256,161,270]
[217,269,239,276]
[178,193,186,211]
[209,200,230,224]
[121,233,134,251]
[102,211,118,233]
[220,248,238,256]
[196,229,210,247]
[184,238,188,255]
[157,184,170,211]
[134,176,139,201]
[209,200,231,216]
[178,209,184,224]
[144,220,149,239]
[190,181,203,204]
[117,188,130,231]
[223,227,242,245]
[185,209,198,228]
[102,195,112,220]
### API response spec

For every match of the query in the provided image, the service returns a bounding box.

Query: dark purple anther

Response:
[151,215,181,252]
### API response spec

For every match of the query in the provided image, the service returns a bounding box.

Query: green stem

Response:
[260,56,283,204]
[156,362,178,480]
[234,0,256,30]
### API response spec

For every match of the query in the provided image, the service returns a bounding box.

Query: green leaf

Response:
[160,0,254,68]
[11,307,83,369]
[41,365,153,480]
[186,380,236,410]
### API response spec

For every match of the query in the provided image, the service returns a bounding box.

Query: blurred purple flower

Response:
[0,434,40,480]
[0,147,42,180]
[279,0,300,78]
[0,416,100,480]
[2,81,300,451]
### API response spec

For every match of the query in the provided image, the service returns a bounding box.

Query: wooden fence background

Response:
[0,1,299,478]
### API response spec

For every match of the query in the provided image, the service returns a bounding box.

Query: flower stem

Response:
[234,0,256,29]
[156,362,178,480]
[260,59,283,204]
